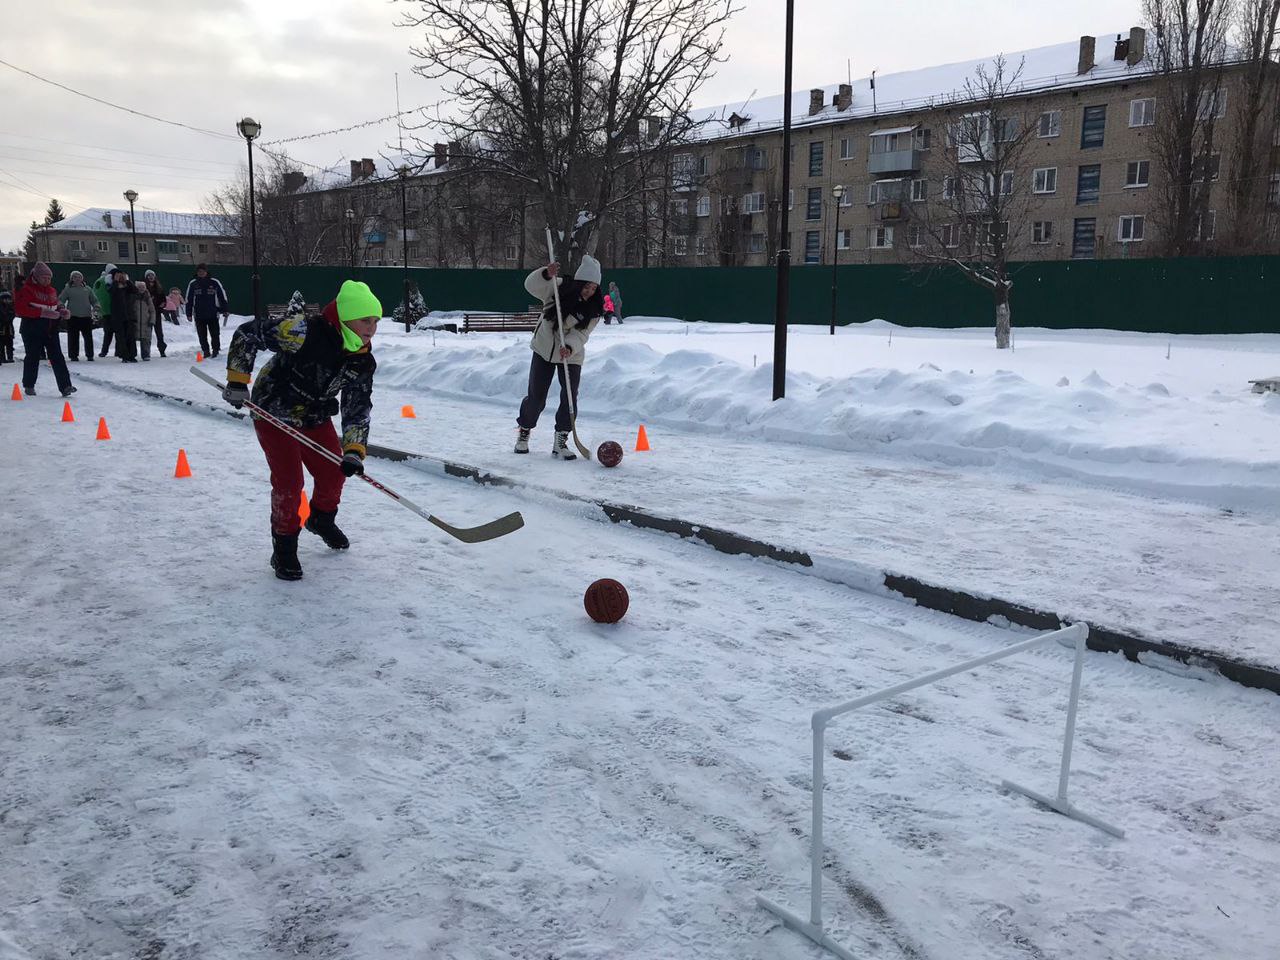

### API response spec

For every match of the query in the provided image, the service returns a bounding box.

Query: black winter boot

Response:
[270,532,304,580]
[305,509,350,550]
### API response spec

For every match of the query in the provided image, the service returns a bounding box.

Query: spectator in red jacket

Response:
[15,262,74,397]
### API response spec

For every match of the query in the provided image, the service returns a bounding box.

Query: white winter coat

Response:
[524,268,601,366]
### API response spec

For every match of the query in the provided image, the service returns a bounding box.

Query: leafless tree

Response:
[394,0,738,267]
[1225,0,1280,251]
[903,57,1038,349]
[1143,0,1234,255]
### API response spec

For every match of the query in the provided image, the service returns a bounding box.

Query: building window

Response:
[1125,160,1150,188]
[1080,105,1106,148]
[742,192,765,213]
[673,236,687,256]
[908,225,924,247]
[836,228,852,250]
[696,235,708,256]
[1076,164,1101,203]
[406,244,419,259]
[96,240,109,252]
[1032,167,1058,194]
[1118,215,1145,242]
[787,189,794,210]
[808,141,824,177]
[696,195,710,217]
[803,230,820,263]
[914,127,932,150]
[1037,110,1061,138]
[1072,217,1097,258]
[1193,153,1221,182]
[748,233,766,253]
[1195,210,1217,241]
[720,196,734,215]
[117,241,129,259]
[911,178,928,202]
[981,220,1010,245]
[672,152,694,190]
[837,187,851,207]
[504,243,519,261]
[747,147,766,170]
[137,241,149,253]
[870,131,904,154]
[994,117,1020,142]
[869,179,905,204]
[1198,89,1227,120]
[697,156,709,176]
[671,198,689,216]
[1032,220,1054,244]
[180,243,192,254]
[867,225,894,249]
[1269,174,1280,206]
[943,176,957,200]
[1129,98,1156,127]
[942,223,959,248]
[66,239,84,251]
[839,137,854,160]
[198,243,207,254]
[806,187,822,220]
[987,171,1014,196]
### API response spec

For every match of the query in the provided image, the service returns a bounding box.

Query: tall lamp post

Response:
[772,0,795,400]
[345,208,356,269]
[829,184,844,336]
[236,117,262,321]
[398,166,412,333]
[123,189,139,267]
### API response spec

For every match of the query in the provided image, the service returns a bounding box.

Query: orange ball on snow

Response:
[584,578,629,624]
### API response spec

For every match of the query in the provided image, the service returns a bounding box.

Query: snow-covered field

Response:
[2,317,1278,960]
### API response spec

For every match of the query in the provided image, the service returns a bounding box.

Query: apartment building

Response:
[623,27,1276,266]
[35,208,240,267]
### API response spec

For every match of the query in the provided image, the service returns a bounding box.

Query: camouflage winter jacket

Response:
[225,301,375,457]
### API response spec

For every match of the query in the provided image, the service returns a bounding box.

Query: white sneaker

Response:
[514,428,530,454]
[552,431,577,460]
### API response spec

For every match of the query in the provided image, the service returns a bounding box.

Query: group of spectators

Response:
[1,261,231,395]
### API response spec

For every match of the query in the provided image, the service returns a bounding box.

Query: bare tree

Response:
[205,151,336,266]
[394,0,738,266]
[1144,0,1234,256]
[1225,0,1280,251]
[903,57,1038,349]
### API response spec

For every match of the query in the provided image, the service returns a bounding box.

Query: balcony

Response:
[876,202,905,221]
[868,148,922,175]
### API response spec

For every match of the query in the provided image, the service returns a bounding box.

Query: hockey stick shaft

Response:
[543,227,592,460]
[190,366,523,543]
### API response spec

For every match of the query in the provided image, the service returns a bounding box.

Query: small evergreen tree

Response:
[393,282,429,327]
[45,199,66,225]
[287,290,306,315]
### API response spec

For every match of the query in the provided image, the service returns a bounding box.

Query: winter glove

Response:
[340,452,365,477]
[222,381,250,409]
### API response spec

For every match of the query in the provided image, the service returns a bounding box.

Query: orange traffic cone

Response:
[401,404,417,418]
[174,449,192,478]
[61,401,75,422]
[10,384,21,401]
[95,417,111,440]
[635,424,650,451]
[298,489,311,525]
[196,351,203,363]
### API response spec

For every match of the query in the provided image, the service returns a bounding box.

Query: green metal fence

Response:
[42,256,1278,334]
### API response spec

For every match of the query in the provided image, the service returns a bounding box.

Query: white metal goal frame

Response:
[757,622,1124,960]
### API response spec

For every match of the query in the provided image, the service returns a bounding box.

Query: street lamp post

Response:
[123,189,139,267]
[829,184,844,336]
[772,0,795,400]
[345,208,356,269]
[236,117,262,321]
[398,166,412,333]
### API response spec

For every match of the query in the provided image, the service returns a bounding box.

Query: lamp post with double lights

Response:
[236,117,262,321]
[829,184,845,336]
[123,189,139,267]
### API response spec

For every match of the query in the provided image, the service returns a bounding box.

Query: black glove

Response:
[341,452,364,477]
[222,381,250,409]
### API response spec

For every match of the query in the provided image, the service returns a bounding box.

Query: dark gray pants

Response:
[66,316,93,360]
[20,318,71,393]
[517,352,581,432]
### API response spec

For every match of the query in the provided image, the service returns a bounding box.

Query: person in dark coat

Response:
[108,270,138,362]
[185,263,229,357]
[0,290,15,364]
[222,280,380,581]
[15,262,74,396]
[143,270,167,357]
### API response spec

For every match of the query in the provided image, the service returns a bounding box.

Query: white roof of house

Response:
[53,208,233,238]
[688,30,1163,141]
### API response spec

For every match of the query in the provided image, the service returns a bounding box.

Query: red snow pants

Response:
[254,419,346,535]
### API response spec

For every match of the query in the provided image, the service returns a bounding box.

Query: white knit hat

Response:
[573,254,601,285]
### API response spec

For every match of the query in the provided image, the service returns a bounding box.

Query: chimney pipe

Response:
[1127,27,1146,66]
[808,88,825,116]
[350,160,362,181]
[836,83,853,111]
[433,142,448,166]
[1077,35,1096,76]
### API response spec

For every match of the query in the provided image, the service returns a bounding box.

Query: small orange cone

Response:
[298,489,311,525]
[10,384,21,401]
[96,417,111,440]
[401,404,417,418]
[174,449,192,478]
[635,424,650,452]
[196,351,203,363]
[61,401,75,422]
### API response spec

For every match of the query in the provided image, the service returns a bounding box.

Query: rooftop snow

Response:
[54,208,234,238]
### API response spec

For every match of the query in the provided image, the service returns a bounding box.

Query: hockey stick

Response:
[543,227,593,460]
[190,366,524,544]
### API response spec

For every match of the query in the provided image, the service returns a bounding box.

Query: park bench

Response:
[461,311,541,333]
[1248,376,1280,394]
[266,302,320,319]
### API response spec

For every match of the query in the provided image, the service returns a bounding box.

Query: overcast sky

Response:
[2,0,1141,252]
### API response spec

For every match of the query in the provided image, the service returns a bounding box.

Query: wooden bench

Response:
[461,311,541,333]
[266,302,320,319]
[1249,376,1280,394]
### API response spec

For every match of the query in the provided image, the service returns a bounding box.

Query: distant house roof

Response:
[688,30,1170,141]
[53,208,234,238]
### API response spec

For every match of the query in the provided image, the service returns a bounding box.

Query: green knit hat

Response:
[335,280,382,351]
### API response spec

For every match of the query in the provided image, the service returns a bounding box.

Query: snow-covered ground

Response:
[2,318,1278,959]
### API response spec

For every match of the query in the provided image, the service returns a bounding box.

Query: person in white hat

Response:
[514,253,605,460]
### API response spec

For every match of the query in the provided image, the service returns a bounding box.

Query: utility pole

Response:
[772,0,795,400]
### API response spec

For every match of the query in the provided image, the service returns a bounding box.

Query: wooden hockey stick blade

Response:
[428,509,525,543]
[570,423,592,460]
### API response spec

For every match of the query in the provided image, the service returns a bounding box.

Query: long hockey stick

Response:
[543,227,592,460]
[190,366,524,544]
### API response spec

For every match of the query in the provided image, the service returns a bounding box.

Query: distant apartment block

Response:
[36,209,240,267]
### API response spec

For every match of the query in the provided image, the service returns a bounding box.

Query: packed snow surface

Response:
[2,318,1277,959]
